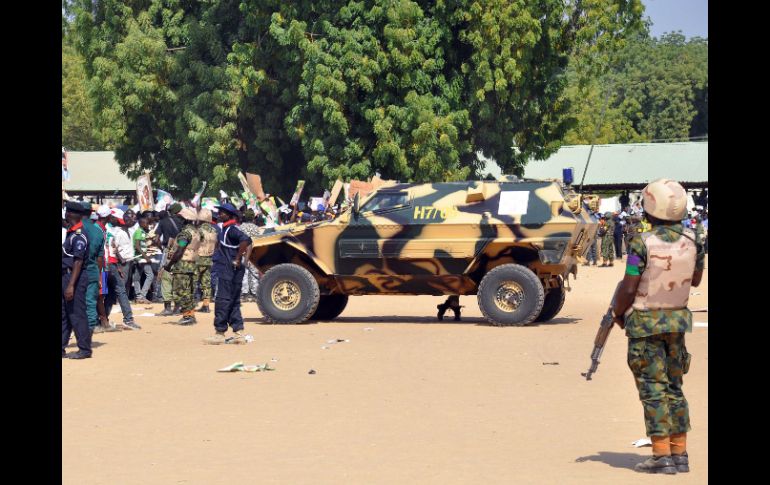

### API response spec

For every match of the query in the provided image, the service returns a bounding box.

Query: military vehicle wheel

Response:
[310,295,349,321]
[535,282,566,323]
[257,264,320,324]
[477,264,544,326]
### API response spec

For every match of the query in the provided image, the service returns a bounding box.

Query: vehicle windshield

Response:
[360,192,409,212]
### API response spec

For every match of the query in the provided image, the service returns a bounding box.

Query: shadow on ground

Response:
[244,316,581,326]
[575,451,645,470]
[66,341,106,349]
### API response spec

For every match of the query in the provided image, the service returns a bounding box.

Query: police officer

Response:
[163,207,200,325]
[611,179,704,474]
[195,209,218,313]
[62,201,93,359]
[204,203,252,344]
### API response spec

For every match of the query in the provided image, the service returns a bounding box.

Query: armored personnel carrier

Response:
[250,179,598,325]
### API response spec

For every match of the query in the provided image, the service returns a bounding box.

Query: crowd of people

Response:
[582,196,708,267]
[62,194,341,359]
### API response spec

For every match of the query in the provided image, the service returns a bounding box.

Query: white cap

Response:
[97,205,111,218]
[111,208,125,219]
[89,212,99,221]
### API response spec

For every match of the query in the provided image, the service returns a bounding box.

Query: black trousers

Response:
[213,265,245,333]
[62,271,91,355]
[614,234,623,258]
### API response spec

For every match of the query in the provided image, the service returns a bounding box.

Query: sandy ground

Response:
[63,256,708,484]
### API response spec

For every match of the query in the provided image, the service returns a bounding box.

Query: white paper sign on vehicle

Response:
[498,191,530,215]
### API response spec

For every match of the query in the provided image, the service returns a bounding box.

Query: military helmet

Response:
[198,208,213,223]
[603,211,612,219]
[179,207,198,221]
[641,178,688,221]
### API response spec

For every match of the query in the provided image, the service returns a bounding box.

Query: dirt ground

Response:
[62,256,708,484]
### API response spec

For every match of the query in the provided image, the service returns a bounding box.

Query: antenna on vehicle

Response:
[577,66,615,206]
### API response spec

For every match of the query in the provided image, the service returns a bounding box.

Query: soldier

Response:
[600,211,615,267]
[62,201,92,359]
[693,215,705,247]
[195,209,218,313]
[239,209,262,302]
[163,208,200,325]
[156,203,184,316]
[437,295,463,321]
[203,203,252,344]
[611,179,704,474]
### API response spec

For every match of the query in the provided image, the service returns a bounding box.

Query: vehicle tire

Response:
[310,295,349,321]
[535,281,566,323]
[256,264,320,324]
[477,264,545,326]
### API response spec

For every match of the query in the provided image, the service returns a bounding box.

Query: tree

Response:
[70,0,646,196]
[564,32,708,144]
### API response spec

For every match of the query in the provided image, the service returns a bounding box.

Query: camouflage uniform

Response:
[624,224,704,437]
[694,221,705,246]
[171,223,200,313]
[196,223,218,300]
[239,222,262,298]
[601,218,615,261]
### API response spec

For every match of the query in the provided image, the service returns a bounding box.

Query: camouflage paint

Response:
[250,181,598,296]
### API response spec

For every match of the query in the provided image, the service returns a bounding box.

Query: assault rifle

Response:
[582,282,622,381]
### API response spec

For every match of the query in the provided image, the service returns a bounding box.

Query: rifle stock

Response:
[582,282,623,381]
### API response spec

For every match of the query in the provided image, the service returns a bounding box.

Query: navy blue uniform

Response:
[213,221,251,332]
[62,223,91,356]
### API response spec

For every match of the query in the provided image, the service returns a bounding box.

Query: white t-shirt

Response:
[107,226,135,262]
[128,222,139,239]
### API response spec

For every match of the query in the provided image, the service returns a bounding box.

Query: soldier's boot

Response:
[451,306,463,321]
[177,311,197,326]
[635,436,677,474]
[171,303,182,315]
[437,303,449,321]
[157,302,174,316]
[670,433,688,472]
[196,298,211,313]
[633,456,677,474]
[203,331,227,345]
[671,453,689,473]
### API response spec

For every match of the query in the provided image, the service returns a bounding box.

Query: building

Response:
[63,151,137,204]
[480,141,708,191]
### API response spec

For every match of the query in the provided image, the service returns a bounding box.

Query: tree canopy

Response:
[61,1,706,197]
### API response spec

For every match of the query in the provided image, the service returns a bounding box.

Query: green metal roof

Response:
[65,151,136,192]
[480,142,708,187]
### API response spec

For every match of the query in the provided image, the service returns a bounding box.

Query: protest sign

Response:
[136,174,154,211]
[245,173,266,201]
[289,180,305,206]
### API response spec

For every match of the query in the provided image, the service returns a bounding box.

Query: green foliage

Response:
[564,32,708,144]
[62,42,106,150]
[68,0,649,197]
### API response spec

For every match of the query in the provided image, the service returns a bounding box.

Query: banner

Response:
[190,181,207,208]
[289,180,305,206]
[201,197,219,210]
[598,196,620,214]
[327,180,343,208]
[349,180,374,198]
[61,147,70,182]
[309,197,325,211]
[136,174,154,211]
[245,173,266,201]
[155,189,173,212]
